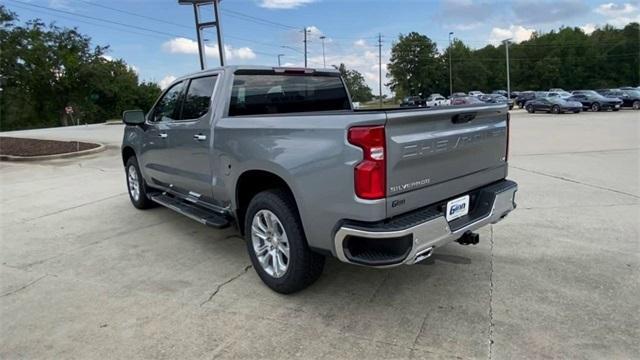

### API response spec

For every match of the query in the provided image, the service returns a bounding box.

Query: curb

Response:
[0,143,106,162]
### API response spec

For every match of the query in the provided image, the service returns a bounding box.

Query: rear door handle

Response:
[158,133,168,139]
[193,134,207,141]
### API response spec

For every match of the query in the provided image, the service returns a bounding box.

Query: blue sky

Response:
[5,0,639,93]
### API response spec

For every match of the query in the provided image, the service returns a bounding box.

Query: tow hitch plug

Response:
[456,231,480,245]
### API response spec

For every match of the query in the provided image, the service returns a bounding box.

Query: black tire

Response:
[518,101,524,109]
[551,105,560,114]
[633,100,640,110]
[125,156,156,209]
[244,189,325,294]
[613,108,620,112]
[573,110,580,114]
[591,103,600,112]
[526,104,534,113]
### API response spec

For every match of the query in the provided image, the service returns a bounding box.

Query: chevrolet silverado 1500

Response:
[121,66,518,293]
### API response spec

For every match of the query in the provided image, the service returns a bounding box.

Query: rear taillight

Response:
[348,125,386,200]
[505,112,510,161]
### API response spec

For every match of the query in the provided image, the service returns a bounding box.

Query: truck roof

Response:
[176,65,340,81]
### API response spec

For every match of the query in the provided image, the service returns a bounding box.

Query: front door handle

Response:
[193,134,207,141]
[158,133,168,139]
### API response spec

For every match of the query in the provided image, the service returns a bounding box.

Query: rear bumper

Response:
[333,180,517,267]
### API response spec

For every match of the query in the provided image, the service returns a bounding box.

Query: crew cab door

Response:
[140,80,186,188]
[164,74,219,201]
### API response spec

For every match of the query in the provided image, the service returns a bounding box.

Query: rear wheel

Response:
[633,100,640,110]
[244,189,325,294]
[125,156,156,209]
[551,105,560,114]
[591,103,601,112]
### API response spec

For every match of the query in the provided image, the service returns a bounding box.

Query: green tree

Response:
[387,32,445,100]
[0,5,160,131]
[334,63,373,102]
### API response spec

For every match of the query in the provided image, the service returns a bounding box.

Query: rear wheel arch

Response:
[235,170,300,235]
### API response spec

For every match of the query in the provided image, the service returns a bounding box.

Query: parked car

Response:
[509,91,520,99]
[479,94,514,109]
[492,90,507,97]
[602,89,640,110]
[524,97,582,114]
[451,96,485,106]
[568,92,623,111]
[549,88,566,92]
[426,93,449,107]
[548,91,573,100]
[515,91,536,108]
[468,91,484,97]
[449,92,467,98]
[120,65,517,293]
[400,96,425,107]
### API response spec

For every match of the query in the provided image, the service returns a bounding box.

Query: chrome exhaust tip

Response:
[413,247,433,264]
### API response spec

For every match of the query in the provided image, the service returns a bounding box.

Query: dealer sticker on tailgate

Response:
[446,195,470,221]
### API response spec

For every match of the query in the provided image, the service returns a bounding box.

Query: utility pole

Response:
[448,31,454,97]
[277,54,285,67]
[319,35,326,68]
[503,38,512,100]
[303,27,309,68]
[378,33,383,107]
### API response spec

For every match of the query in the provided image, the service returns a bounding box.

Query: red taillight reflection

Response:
[348,126,386,199]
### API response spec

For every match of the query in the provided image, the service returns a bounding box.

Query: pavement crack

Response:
[22,192,127,222]
[511,165,639,199]
[200,265,252,306]
[488,225,495,360]
[0,275,47,298]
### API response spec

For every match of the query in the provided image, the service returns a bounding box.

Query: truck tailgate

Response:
[385,105,508,217]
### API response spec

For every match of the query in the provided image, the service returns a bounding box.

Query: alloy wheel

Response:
[251,209,290,278]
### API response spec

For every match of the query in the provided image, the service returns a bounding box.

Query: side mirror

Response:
[122,110,145,125]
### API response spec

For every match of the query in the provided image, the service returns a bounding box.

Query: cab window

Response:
[152,81,185,122]
[180,75,218,120]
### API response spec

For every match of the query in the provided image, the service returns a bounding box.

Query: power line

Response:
[73,0,191,30]
[8,0,190,38]
[8,2,180,41]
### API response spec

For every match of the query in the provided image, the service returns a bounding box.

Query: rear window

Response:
[228,74,350,116]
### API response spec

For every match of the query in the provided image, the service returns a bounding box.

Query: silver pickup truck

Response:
[121,65,517,293]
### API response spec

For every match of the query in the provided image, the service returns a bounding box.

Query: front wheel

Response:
[591,103,601,112]
[551,105,560,114]
[633,100,640,110]
[125,156,156,209]
[245,189,325,294]
[526,104,534,113]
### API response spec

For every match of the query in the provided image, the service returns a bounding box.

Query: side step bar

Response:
[150,193,230,229]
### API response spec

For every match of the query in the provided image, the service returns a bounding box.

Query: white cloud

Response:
[101,55,114,61]
[488,25,535,45]
[594,2,640,26]
[259,0,315,9]
[451,22,483,31]
[595,2,637,16]
[162,37,256,60]
[580,23,597,34]
[158,75,177,90]
[354,39,367,47]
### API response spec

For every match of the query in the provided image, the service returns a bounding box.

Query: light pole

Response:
[448,31,454,97]
[179,0,226,68]
[319,35,326,68]
[503,38,512,100]
[277,54,285,67]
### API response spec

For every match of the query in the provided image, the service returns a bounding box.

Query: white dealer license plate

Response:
[446,195,470,221]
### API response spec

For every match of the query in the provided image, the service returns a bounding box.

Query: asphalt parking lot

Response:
[1,109,638,359]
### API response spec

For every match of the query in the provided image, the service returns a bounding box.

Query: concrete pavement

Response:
[1,110,638,359]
